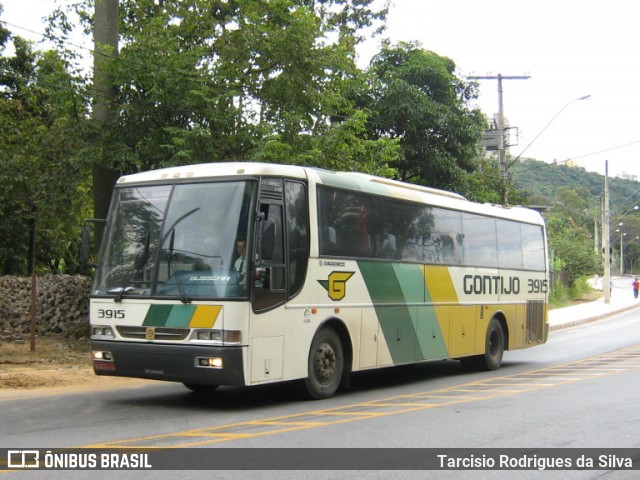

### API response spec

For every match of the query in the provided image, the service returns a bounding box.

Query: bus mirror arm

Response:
[255,212,276,263]
[255,212,265,265]
[80,218,106,267]
[261,221,276,261]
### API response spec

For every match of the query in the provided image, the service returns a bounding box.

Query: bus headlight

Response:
[193,330,241,344]
[91,325,115,338]
[196,330,223,342]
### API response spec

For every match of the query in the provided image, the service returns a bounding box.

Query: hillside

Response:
[510,158,640,215]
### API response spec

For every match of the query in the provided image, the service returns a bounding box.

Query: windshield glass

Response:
[93,181,257,300]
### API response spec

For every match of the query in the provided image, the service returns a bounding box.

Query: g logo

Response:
[318,272,355,301]
[145,327,156,340]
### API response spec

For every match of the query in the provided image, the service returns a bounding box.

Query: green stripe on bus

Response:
[165,304,197,327]
[358,261,449,363]
[143,304,173,326]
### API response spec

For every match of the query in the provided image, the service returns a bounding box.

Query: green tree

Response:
[55,0,391,174]
[460,155,503,204]
[0,34,90,275]
[362,42,487,192]
[257,109,399,175]
[546,208,599,285]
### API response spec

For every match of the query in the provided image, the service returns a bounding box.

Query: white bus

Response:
[90,162,549,399]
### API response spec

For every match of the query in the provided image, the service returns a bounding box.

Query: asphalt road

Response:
[3,308,640,480]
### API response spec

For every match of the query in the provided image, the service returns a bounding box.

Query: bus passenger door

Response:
[253,200,286,312]
[250,179,287,383]
[249,178,310,383]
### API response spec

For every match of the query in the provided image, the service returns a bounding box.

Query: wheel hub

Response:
[315,343,336,380]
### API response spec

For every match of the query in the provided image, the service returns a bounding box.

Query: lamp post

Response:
[616,229,627,275]
[509,95,591,169]
[603,161,611,303]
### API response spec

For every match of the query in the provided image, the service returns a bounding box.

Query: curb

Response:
[549,303,640,331]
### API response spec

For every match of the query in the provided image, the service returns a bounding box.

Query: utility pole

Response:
[92,0,120,253]
[603,160,611,304]
[470,74,530,204]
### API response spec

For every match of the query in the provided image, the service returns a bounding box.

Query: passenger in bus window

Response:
[233,238,247,283]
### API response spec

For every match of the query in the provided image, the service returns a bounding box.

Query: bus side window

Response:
[285,181,309,297]
[258,204,284,266]
[254,203,286,311]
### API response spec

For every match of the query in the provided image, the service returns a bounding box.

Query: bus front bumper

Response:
[90,340,246,386]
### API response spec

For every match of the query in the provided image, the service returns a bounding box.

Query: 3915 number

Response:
[97,309,125,319]
[527,279,548,294]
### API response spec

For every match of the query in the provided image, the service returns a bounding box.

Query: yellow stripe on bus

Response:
[423,265,458,303]
[423,265,459,356]
[189,305,223,328]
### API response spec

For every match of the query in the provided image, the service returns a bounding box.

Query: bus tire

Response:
[479,317,505,371]
[460,318,505,371]
[183,383,219,394]
[304,327,344,400]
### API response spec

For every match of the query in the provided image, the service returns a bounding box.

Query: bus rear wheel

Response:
[304,327,344,400]
[460,318,504,371]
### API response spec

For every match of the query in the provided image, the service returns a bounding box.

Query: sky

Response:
[2,0,640,179]
[360,0,640,179]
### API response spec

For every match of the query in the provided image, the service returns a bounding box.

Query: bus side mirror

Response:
[80,218,106,267]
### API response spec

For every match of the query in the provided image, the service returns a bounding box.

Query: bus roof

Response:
[116,162,544,226]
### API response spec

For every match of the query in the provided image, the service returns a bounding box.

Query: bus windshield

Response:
[93,180,257,300]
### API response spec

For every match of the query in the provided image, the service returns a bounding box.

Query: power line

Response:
[572,139,640,161]
[0,19,106,58]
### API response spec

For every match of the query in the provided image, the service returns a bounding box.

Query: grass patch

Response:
[0,336,91,367]
[549,276,600,309]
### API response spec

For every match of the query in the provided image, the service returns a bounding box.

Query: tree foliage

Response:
[546,214,599,285]
[59,0,393,175]
[2,1,576,276]
[0,31,91,275]
[362,42,487,192]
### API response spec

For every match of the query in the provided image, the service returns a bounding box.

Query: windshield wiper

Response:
[161,208,200,243]
[109,286,135,303]
[158,208,201,304]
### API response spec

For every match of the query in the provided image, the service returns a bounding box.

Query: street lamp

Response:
[508,94,592,168]
[616,229,627,275]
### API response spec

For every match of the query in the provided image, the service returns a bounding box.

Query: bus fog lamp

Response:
[92,351,113,361]
[197,357,223,368]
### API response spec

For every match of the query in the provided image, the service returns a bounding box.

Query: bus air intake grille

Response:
[525,300,545,342]
[116,326,190,341]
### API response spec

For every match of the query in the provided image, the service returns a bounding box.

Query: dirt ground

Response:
[0,336,145,396]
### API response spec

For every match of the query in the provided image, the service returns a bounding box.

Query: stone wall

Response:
[0,275,92,341]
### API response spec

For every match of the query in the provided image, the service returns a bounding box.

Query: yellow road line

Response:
[80,344,640,449]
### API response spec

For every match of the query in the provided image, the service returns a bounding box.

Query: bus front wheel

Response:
[304,327,344,400]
